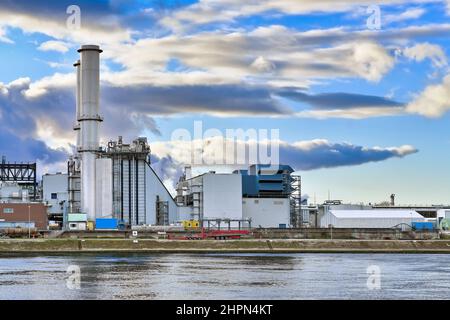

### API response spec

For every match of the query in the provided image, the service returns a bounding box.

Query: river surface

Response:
[0,253,449,300]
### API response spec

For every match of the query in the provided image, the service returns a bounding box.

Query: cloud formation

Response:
[38,40,71,53]
[402,42,448,68]
[148,136,418,191]
[277,91,404,109]
[0,0,442,179]
[160,0,440,31]
[151,137,418,171]
[407,73,450,117]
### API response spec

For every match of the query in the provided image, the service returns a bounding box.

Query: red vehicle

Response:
[168,228,251,240]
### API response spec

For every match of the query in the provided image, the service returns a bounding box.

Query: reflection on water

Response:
[0,253,449,300]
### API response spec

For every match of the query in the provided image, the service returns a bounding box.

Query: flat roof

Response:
[329,210,424,219]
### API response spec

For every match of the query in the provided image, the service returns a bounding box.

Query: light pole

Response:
[28,205,31,239]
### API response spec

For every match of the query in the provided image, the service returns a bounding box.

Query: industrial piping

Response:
[78,45,103,221]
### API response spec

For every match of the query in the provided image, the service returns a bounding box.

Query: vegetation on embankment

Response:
[2,239,450,253]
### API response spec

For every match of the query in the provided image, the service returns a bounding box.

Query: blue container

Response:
[412,222,434,231]
[95,219,119,230]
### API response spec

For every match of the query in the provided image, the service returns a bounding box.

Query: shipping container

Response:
[412,222,434,231]
[95,218,119,230]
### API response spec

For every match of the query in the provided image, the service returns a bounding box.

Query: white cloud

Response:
[38,40,71,53]
[406,73,450,117]
[0,9,131,46]
[0,26,13,44]
[384,7,426,25]
[150,136,418,172]
[295,107,405,119]
[23,73,75,99]
[402,42,448,68]
[251,56,276,73]
[102,27,396,87]
[161,0,439,31]
[348,41,395,82]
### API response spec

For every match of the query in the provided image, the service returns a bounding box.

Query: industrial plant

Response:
[0,44,449,238]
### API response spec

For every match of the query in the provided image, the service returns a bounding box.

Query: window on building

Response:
[51,193,58,200]
[3,208,14,214]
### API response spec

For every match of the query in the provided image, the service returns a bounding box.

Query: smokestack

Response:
[390,194,395,206]
[73,60,81,152]
[78,45,103,221]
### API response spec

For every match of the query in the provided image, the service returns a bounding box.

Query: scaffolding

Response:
[203,218,252,231]
[156,195,169,226]
[290,175,302,228]
[0,157,37,201]
[67,156,81,214]
[191,183,203,221]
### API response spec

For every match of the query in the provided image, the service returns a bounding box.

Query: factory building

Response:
[242,198,290,228]
[303,201,372,228]
[320,210,426,230]
[237,164,294,198]
[238,164,295,228]
[438,209,450,230]
[0,183,31,203]
[65,45,179,229]
[0,157,38,202]
[42,173,68,222]
[0,203,48,230]
[176,171,244,227]
[176,165,296,228]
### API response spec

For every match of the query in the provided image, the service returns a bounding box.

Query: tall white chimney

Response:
[78,45,103,221]
[73,60,81,154]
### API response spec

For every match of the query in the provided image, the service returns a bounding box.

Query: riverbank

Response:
[2,239,450,253]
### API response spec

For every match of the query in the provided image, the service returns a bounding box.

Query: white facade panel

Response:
[42,174,69,215]
[203,174,242,220]
[145,164,178,225]
[243,198,290,228]
[177,206,191,221]
[95,158,113,218]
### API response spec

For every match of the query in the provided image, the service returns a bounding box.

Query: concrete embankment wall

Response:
[52,228,439,240]
[1,239,450,253]
[253,228,439,240]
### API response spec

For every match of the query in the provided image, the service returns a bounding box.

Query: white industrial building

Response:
[176,172,245,228]
[243,198,290,228]
[176,169,292,228]
[0,183,31,203]
[42,173,69,219]
[320,210,426,229]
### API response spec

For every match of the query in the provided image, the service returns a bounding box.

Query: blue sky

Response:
[0,0,449,205]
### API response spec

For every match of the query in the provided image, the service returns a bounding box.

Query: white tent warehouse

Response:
[320,210,426,229]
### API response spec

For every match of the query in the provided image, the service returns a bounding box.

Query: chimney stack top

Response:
[78,45,103,53]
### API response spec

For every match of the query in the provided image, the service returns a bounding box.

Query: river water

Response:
[0,253,449,300]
